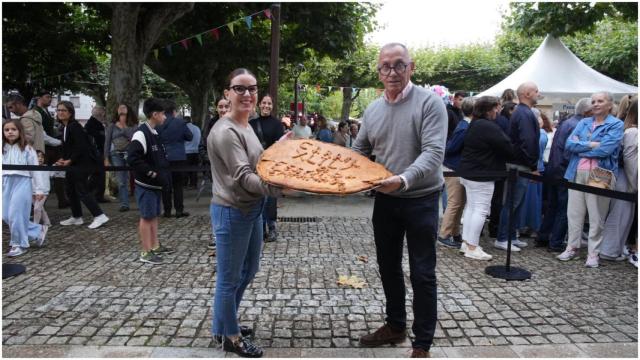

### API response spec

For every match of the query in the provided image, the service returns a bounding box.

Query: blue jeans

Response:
[496,177,529,243]
[372,191,439,351]
[537,181,568,250]
[262,196,277,231]
[210,200,264,337]
[110,151,130,208]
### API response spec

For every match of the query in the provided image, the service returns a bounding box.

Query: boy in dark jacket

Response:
[127,98,174,265]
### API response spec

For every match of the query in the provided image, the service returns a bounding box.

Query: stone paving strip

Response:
[2,197,638,357]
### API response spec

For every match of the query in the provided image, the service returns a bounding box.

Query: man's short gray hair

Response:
[460,97,475,117]
[575,97,592,115]
[379,43,411,60]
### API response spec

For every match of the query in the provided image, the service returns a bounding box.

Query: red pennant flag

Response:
[210,28,220,40]
[264,9,272,19]
[180,39,189,50]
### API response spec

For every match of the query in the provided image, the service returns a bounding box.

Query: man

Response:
[157,100,193,218]
[85,106,108,202]
[446,91,465,140]
[353,43,447,358]
[291,115,312,139]
[6,94,45,153]
[32,90,68,208]
[536,98,592,251]
[349,123,359,147]
[495,81,541,252]
[183,116,201,189]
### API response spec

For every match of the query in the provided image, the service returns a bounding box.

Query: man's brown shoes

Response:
[359,323,407,346]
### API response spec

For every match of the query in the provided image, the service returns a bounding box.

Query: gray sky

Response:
[367,0,511,48]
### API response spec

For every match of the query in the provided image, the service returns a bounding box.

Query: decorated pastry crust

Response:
[257,139,393,194]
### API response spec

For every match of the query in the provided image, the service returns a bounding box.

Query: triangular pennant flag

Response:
[153,49,159,60]
[210,28,220,40]
[264,9,272,19]
[227,22,235,35]
[165,44,173,56]
[328,86,332,92]
[245,16,252,29]
[180,39,189,50]
[195,34,203,46]
[339,87,344,91]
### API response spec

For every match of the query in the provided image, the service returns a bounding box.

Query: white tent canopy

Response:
[479,35,638,98]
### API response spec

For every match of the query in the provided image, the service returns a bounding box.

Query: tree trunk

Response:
[106,3,194,120]
[185,87,210,128]
[340,87,353,122]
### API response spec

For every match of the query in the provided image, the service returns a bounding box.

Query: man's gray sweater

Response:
[352,85,447,198]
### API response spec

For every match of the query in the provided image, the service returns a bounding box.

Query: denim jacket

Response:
[564,114,624,181]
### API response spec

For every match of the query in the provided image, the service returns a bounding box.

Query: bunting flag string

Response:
[154,8,271,57]
[299,84,384,93]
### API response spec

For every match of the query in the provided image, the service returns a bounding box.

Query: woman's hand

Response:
[375,175,403,194]
[34,194,44,201]
[55,159,71,166]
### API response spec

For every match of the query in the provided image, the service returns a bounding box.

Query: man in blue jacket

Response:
[157,100,193,218]
[495,81,540,252]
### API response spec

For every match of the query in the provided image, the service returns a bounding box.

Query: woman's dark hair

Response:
[57,100,76,122]
[226,68,256,87]
[112,104,138,127]
[624,97,638,130]
[260,94,272,103]
[500,89,517,104]
[500,101,517,119]
[472,96,500,120]
[2,118,27,151]
[540,112,553,133]
[338,121,348,131]
[316,115,327,129]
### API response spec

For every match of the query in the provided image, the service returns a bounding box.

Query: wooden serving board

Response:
[257,139,392,195]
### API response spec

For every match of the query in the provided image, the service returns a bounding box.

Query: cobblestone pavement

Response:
[2,192,638,357]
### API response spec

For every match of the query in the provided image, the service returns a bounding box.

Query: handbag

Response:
[587,165,613,189]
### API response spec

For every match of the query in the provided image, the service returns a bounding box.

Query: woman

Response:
[500,88,518,105]
[207,68,284,358]
[56,101,109,229]
[249,94,284,243]
[557,92,624,268]
[315,115,333,143]
[457,96,513,261]
[200,98,230,165]
[104,104,138,212]
[333,121,350,147]
[601,96,637,264]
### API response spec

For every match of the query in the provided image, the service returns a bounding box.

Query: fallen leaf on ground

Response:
[356,255,368,263]
[337,275,366,289]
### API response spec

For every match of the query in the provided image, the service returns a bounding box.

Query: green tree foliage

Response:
[507,2,637,37]
[146,2,378,125]
[2,2,108,102]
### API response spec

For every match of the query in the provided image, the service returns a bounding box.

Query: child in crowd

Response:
[3,119,48,256]
[32,150,52,226]
[127,98,174,264]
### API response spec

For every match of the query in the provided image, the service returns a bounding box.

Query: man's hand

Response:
[376,175,403,194]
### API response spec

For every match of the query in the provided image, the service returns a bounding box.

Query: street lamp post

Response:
[292,63,304,124]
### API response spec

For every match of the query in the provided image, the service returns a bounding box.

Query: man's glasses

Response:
[377,62,409,76]
[229,85,258,95]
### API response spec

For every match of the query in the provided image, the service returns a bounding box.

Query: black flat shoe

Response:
[163,213,172,218]
[239,325,253,337]
[222,336,263,358]
[175,211,190,218]
[119,206,130,212]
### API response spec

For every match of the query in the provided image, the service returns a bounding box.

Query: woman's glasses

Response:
[229,85,258,95]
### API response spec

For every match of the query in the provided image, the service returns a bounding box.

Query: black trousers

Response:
[88,155,106,201]
[65,171,103,218]
[488,179,505,237]
[186,153,199,187]
[372,191,439,351]
[162,160,186,214]
[45,145,69,206]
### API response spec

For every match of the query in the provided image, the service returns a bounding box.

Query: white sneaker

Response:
[629,253,638,268]
[88,214,109,229]
[557,248,578,261]
[493,240,521,252]
[35,225,49,247]
[7,246,26,257]
[465,246,493,261]
[585,253,599,268]
[459,241,468,254]
[512,239,528,248]
[60,217,83,226]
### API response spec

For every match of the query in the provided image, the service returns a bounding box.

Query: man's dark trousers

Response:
[162,160,186,215]
[372,191,439,351]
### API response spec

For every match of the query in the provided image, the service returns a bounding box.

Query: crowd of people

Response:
[438,85,638,269]
[2,40,638,358]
